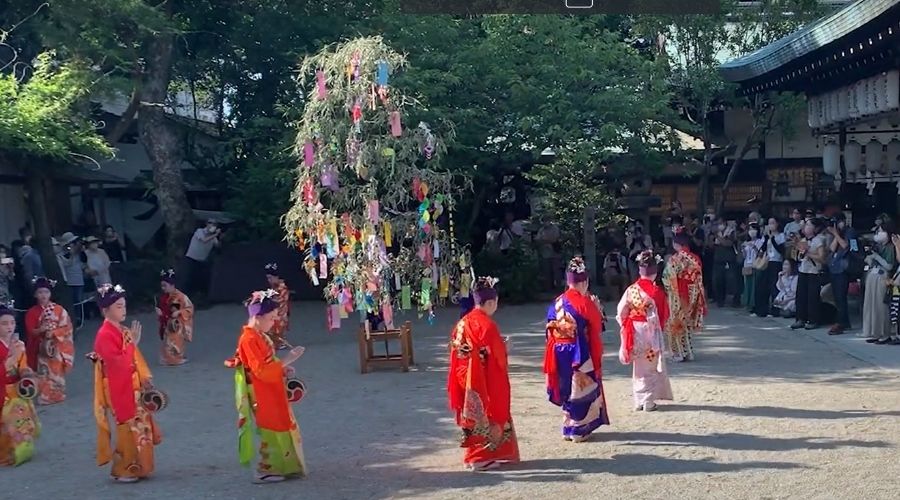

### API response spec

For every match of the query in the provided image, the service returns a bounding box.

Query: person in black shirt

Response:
[101,225,126,263]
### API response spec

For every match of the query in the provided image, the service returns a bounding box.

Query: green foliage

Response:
[0,53,112,162]
[473,240,540,304]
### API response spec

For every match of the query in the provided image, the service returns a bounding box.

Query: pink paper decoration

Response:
[368,200,380,223]
[382,300,394,329]
[321,165,339,191]
[327,304,341,331]
[389,111,402,137]
[316,70,328,100]
[319,254,328,279]
[303,141,315,167]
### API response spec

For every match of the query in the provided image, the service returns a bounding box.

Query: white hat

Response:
[59,232,80,246]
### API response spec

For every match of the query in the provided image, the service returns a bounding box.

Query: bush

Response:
[474,240,541,304]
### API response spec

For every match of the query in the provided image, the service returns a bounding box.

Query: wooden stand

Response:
[358,321,414,374]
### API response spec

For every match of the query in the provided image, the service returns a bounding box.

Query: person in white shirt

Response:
[752,218,786,317]
[791,219,828,330]
[181,219,222,295]
[774,259,798,317]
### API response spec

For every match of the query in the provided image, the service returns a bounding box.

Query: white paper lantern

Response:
[836,87,849,122]
[822,141,840,176]
[845,140,862,174]
[849,82,861,118]
[807,98,819,128]
[888,139,900,173]
[866,139,883,173]
[887,70,900,110]
[874,74,884,114]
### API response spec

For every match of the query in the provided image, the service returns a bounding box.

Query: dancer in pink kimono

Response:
[616,250,673,412]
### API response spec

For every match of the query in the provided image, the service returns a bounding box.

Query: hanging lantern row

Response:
[822,138,900,178]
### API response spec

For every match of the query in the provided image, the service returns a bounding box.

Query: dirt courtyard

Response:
[7,302,900,500]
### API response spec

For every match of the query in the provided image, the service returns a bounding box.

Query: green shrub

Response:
[474,240,541,304]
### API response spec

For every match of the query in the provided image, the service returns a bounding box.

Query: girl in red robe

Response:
[448,277,520,471]
[23,277,74,405]
[89,284,162,483]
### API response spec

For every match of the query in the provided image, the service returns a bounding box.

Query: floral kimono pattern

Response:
[226,326,306,477]
[1,339,40,466]
[158,289,194,366]
[448,309,520,466]
[661,250,707,360]
[544,288,610,440]
[91,320,162,480]
[616,279,674,408]
[24,303,74,405]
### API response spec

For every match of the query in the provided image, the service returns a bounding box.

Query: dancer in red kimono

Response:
[23,277,74,405]
[616,250,673,412]
[90,284,162,482]
[448,277,520,472]
[661,233,707,361]
[264,263,291,350]
[544,257,609,442]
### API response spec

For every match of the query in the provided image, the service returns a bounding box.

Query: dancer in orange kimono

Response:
[265,263,291,350]
[156,269,194,366]
[1,301,40,466]
[661,233,707,361]
[448,277,520,471]
[23,277,74,405]
[89,284,162,483]
[225,289,306,483]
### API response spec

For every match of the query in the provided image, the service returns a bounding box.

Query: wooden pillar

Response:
[583,206,597,288]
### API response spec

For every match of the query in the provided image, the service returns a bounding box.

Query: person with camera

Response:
[181,219,222,296]
[825,213,857,335]
[751,218,786,317]
[56,232,85,308]
[791,219,829,330]
[860,216,896,342]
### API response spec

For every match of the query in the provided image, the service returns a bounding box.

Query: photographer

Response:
[826,213,857,335]
[57,232,85,307]
[711,218,738,307]
[861,216,896,342]
[181,218,222,296]
[602,246,628,299]
[791,219,828,330]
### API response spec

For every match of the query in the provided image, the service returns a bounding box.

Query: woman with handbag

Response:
[791,219,829,330]
[741,223,764,311]
[752,219,786,317]
[860,219,896,341]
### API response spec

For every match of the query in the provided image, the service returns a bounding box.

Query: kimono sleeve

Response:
[483,321,511,425]
[240,334,283,384]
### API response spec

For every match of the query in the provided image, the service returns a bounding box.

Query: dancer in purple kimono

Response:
[543,257,610,442]
[616,250,674,412]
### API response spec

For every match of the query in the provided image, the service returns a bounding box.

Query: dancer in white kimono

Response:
[616,250,673,412]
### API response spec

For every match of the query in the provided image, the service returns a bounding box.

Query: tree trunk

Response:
[24,169,73,313]
[715,143,753,216]
[138,33,194,260]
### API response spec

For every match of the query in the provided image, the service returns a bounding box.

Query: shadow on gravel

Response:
[601,431,890,452]
[661,404,900,420]
[382,454,806,498]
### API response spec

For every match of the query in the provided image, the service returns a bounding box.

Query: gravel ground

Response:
[6,302,900,500]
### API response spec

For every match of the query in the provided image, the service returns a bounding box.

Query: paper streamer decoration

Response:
[319,254,328,279]
[433,239,440,259]
[420,278,432,307]
[382,300,394,329]
[316,70,328,100]
[376,60,389,86]
[328,305,341,331]
[321,164,339,191]
[304,142,315,167]
[439,274,450,298]
[394,272,401,291]
[368,200,380,224]
[389,111,402,137]
[401,285,412,310]
[383,221,392,247]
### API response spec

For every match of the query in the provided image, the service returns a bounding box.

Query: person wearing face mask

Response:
[860,217,896,342]
[751,218,786,317]
[181,219,222,296]
[711,218,738,308]
[791,219,829,330]
[742,223,765,310]
[826,213,857,335]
